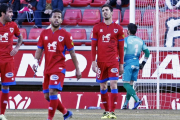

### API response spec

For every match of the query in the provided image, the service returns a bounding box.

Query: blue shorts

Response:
[122,62,139,82]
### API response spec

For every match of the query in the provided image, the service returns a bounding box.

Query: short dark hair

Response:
[0,3,13,17]
[50,9,62,18]
[128,23,137,35]
[101,4,113,12]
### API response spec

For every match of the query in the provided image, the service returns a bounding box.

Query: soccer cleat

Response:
[101,112,110,119]
[0,114,7,120]
[122,105,128,110]
[63,110,73,120]
[109,112,117,119]
[132,100,142,109]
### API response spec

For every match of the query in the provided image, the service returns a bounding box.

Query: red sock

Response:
[101,93,109,111]
[1,90,9,115]
[48,95,58,119]
[110,93,118,112]
[57,99,67,115]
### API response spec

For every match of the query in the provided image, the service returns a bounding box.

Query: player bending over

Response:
[32,9,81,120]
[91,4,124,119]
[122,23,150,109]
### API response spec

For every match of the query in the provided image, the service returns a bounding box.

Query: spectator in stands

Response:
[0,0,9,3]
[14,0,37,27]
[105,0,129,11]
[165,0,180,10]
[9,0,21,21]
[33,0,63,28]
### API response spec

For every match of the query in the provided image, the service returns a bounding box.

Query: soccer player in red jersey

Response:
[0,4,23,120]
[91,4,124,119]
[32,9,81,120]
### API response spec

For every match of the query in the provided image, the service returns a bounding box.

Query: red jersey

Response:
[91,22,124,63]
[37,28,74,74]
[0,22,20,62]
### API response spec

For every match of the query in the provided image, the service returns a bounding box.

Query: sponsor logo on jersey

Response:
[10,28,14,33]
[111,68,118,73]
[50,75,59,80]
[58,36,64,42]
[5,72,14,78]
[102,34,111,42]
[131,65,139,69]
[45,36,48,40]
[122,34,125,38]
[47,41,57,52]
[114,29,118,33]
[100,29,103,32]
[0,33,8,42]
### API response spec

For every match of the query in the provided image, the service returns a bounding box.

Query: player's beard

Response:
[5,16,12,22]
[51,22,60,28]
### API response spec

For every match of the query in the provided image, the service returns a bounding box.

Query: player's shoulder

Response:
[8,21,18,27]
[93,22,103,28]
[113,23,123,29]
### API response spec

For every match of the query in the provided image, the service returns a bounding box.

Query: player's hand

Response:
[10,47,19,56]
[27,4,32,8]
[139,61,146,70]
[92,61,97,73]
[76,69,82,81]
[105,0,110,4]
[116,0,122,5]
[119,64,124,75]
[32,59,38,72]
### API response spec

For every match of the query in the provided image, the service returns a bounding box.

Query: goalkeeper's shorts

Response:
[122,62,139,82]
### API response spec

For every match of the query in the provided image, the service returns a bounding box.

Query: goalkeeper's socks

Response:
[110,89,118,112]
[100,89,109,112]
[1,89,9,114]
[57,99,67,114]
[123,83,140,102]
[48,95,58,119]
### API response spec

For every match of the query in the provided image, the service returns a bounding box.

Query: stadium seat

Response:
[85,29,92,46]
[136,0,150,7]
[78,9,100,25]
[149,0,165,7]
[90,0,106,7]
[62,9,82,25]
[112,9,121,24]
[123,29,128,37]
[13,28,27,45]
[42,22,50,25]
[63,0,72,7]
[22,22,35,25]
[24,28,45,45]
[121,9,141,26]
[141,9,155,26]
[70,29,87,46]
[136,29,151,46]
[70,0,92,7]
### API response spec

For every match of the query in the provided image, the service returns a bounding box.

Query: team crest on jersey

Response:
[10,28,14,33]
[58,36,64,42]
[100,29,103,32]
[114,29,118,33]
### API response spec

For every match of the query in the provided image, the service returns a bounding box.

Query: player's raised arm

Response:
[69,49,82,80]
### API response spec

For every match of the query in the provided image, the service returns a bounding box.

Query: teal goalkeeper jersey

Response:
[124,35,148,65]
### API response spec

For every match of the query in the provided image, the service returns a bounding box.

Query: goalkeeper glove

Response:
[139,61,146,70]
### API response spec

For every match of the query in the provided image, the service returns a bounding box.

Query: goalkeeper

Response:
[122,23,150,109]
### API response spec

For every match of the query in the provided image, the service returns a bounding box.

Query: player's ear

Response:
[49,17,51,22]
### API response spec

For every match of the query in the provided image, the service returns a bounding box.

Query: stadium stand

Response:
[141,9,155,26]
[70,0,92,7]
[62,9,82,25]
[90,0,106,7]
[78,9,101,25]
[70,28,87,46]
